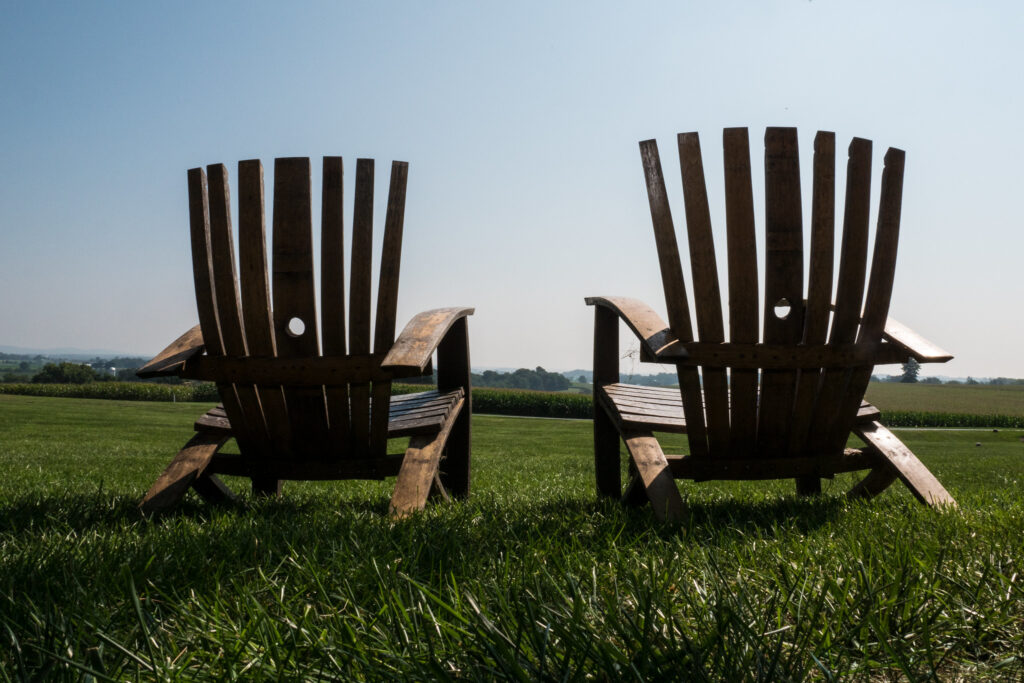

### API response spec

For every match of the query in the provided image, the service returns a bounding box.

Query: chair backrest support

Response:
[640,128,905,460]
[187,156,409,463]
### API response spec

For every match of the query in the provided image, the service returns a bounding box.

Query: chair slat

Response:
[187,168,223,357]
[757,128,804,456]
[677,133,729,458]
[808,138,872,453]
[833,147,905,449]
[272,157,329,453]
[639,139,708,459]
[207,165,269,448]
[239,160,291,455]
[348,159,375,454]
[320,156,351,448]
[187,167,253,447]
[788,132,836,456]
[370,161,409,456]
[722,127,758,458]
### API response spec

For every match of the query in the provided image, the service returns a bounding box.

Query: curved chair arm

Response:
[882,317,953,364]
[137,324,205,378]
[381,307,475,372]
[584,296,688,359]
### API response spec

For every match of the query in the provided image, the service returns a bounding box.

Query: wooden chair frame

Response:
[138,157,473,517]
[588,128,956,521]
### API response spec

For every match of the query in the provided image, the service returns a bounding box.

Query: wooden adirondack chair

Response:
[137,157,473,517]
[587,128,956,521]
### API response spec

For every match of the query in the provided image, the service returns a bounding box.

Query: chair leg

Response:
[140,433,229,515]
[389,399,461,518]
[251,476,282,497]
[192,472,238,505]
[795,476,822,496]
[439,402,470,498]
[622,430,687,522]
[847,460,898,500]
[437,317,471,498]
[853,421,957,508]
[594,401,622,498]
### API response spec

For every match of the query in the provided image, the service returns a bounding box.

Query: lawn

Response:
[1,394,1023,680]
[865,382,1024,418]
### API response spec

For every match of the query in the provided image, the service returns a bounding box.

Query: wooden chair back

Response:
[640,128,905,461]
[187,157,411,463]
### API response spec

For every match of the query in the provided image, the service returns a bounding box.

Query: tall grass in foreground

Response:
[0,395,1022,680]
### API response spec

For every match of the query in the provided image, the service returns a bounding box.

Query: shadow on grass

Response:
[0,487,850,585]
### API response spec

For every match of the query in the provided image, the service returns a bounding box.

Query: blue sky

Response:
[1,1,1021,377]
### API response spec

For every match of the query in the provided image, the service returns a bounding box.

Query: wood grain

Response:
[854,421,956,507]
[639,139,708,458]
[136,324,204,378]
[320,156,351,448]
[622,431,687,522]
[677,132,730,457]
[239,159,291,459]
[370,161,409,457]
[207,164,268,448]
[808,137,873,454]
[834,148,905,449]
[882,317,953,363]
[789,131,835,462]
[382,307,475,371]
[389,397,464,517]
[758,127,804,456]
[722,127,759,457]
[272,157,329,455]
[349,159,374,453]
[139,432,229,515]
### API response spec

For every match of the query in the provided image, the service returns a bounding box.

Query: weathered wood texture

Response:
[722,127,759,458]
[639,139,708,459]
[587,128,954,512]
[140,155,473,516]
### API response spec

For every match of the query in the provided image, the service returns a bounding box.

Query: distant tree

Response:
[920,376,942,384]
[966,376,979,385]
[900,358,921,383]
[32,362,100,384]
[576,375,586,383]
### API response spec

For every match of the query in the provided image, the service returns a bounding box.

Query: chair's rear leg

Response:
[390,398,462,518]
[622,430,686,522]
[140,433,229,515]
[847,456,898,500]
[192,473,238,504]
[251,476,282,497]
[437,317,471,498]
[593,306,622,498]
[429,471,451,502]
[621,471,648,507]
[439,405,470,498]
[853,421,957,508]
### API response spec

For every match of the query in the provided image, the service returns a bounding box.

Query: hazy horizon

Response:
[2,2,1021,378]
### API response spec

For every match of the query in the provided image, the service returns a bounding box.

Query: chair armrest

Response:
[882,317,953,363]
[584,296,688,359]
[381,307,475,372]
[137,324,205,378]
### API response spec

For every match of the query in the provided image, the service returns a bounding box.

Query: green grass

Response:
[866,382,1024,417]
[1,394,1024,680]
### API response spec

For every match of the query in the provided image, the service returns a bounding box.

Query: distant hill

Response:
[0,345,138,360]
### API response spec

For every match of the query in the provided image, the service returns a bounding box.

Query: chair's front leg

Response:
[594,305,622,498]
[437,316,471,498]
